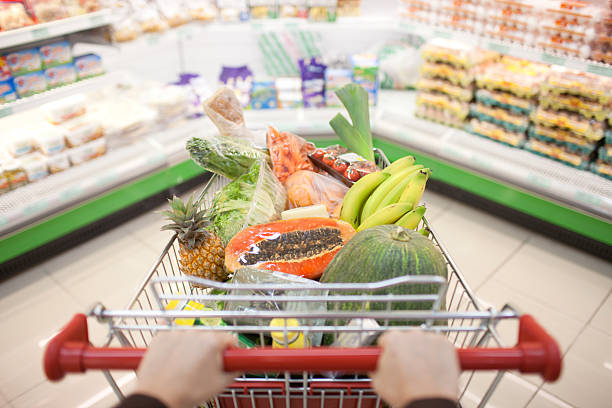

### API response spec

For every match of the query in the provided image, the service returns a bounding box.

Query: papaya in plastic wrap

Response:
[285,170,348,218]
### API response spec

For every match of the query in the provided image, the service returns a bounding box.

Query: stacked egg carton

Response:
[468,56,548,148]
[415,39,498,128]
[528,67,610,171]
[594,128,612,179]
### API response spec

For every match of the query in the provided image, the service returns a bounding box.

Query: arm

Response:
[115,331,237,408]
[370,331,460,408]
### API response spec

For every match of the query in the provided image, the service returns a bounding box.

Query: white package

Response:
[33,124,66,156]
[4,129,34,157]
[68,138,106,165]
[43,94,87,124]
[20,152,49,182]
[60,116,104,147]
[46,151,71,173]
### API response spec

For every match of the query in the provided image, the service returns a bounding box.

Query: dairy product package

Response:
[219,65,253,107]
[44,94,87,124]
[325,67,352,107]
[74,54,104,80]
[61,117,104,147]
[20,153,49,182]
[68,138,106,165]
[39,41,73,68]
[45,63,77,89]
[6,48,42,75]
[46,151,70,173]
[2,159,28,189]
[275,77,302,108]
[351,53,379,105]
[4,129,34,157]
[0,78,17,103]
[13,71,47,97]
[299,57,326,108]
[0,56,11,81]
[33,124,66,156]
[250,81,277,109]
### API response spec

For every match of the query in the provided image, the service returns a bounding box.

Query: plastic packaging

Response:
[132,0,168,32]
[351,53,378,106]
[13,71,47,97]
[33,124,66,156]
[225,267,326,346]
[45,63,77,89]
[0,172,9,194]
[186,133,269,180]
[186,0,218,20]
[299,57,326,108]
[202,86,250,139]
[250,81,278,109]
[529,126,598,156]
[217,0,249,22]
[285,170,348,218]
[421,38,498,69]
[308,0,336,22]
[4,129,34,157]
[67,138,106,165]
[156,0,190,27]
[0,2,35,31]
[279,0,307,18]
[475,56,550,98]
[266,126,316,183]
[419,62,476,88]
[0,56,11,81]
[60,117,104,147]
[0,79,17,103]
[539,92,609,122]
[542,67,612,104]
[2,159,27,189]
[416,78,473,102]
[111,16,142,42]
[474,89,535,115]
[415,104,465,128]
[250,0,277,19]
[281,204,329,220]
[591,160,612,180]
[39,41,73,68]
[416,92,470,121]
[378,40,422,90]
[30,0,68,22]
[43,94,87,124]
[275,77,302,108]
[525,138,591,170]
[467,119,526,148]
[469,103,529,133]
[530,107,604,141]
[46,151,70,173]
[325,67,352,107]
[219,65,253,108]
[6,48,42,76]
[20,152,49,182]
[209,159,287,244]
[74,54,104,80]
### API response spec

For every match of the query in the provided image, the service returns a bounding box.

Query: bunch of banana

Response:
[340,155,431,232]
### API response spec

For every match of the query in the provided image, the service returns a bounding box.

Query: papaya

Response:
[225,218,355,279]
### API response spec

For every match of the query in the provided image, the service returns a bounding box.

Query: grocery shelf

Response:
[396,20,612,78]
[0,9,114,50]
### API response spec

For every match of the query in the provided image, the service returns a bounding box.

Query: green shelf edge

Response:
[0,160,206,265]
[1,136,610,265]
[314,137,612,246]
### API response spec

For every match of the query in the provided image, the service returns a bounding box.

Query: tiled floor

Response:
[1,187,610,407]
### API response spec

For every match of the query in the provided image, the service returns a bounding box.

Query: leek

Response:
[329,84,374,162]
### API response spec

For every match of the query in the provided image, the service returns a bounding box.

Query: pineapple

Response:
[162,194,227,286]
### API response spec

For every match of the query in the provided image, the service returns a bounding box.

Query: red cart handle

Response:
[44,314,561,382]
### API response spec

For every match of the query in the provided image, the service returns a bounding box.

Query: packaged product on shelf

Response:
[299,57,326,108]
[530,107,605,141]
[132,0,168,32]
[351,53,378,106]
[20,152,49,182]
[6,48,42,76]
[141,84,190,122]
[416,92,469,121]
[279,0,308,18]
[0,78,17,103]
[39,41,73,69]
[13,71,47,98]
[475,56,549,99]
[525,138,591,170]
[467,118,526,148]
[249,0,277,19]
[591,160,612,179]
[67,138,106,165]
[529,125,599,156]
[111,16,142,42]
[415,104,466,128]
[46,151,71,173]
[34,124,66,155]
[0,172,9,194]
[156,0,190,27]
[186,0,217,20]
[325,67,351,107]
[469,103,529,133]
[285,170,348,217]
[30,0,68,22]
[598,145,612,164]
[474,89,535,116]
[419,62,476,88]
[219,65,253,108]
[416,78,473,102]
[539,92,609,122]
[275,77,302,108]
[43,94,87,124]
[73,54,104,80]
[217,0,249,22]
[4,130,34,157]
[2,159,28,189]
[308,0,336,22]
[421,39,498,69]
[542,67,612,105]
[44,63,77,89]
[481,0,538,45]
[0,56,11,81]
[336,0,359,16]
[60,117,104,147]
[377,40,422,90]
[250,81,278,109]
[62,0,101,15]
[0,2,35,31]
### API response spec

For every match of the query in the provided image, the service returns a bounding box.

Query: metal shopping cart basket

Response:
[44,149,562,408]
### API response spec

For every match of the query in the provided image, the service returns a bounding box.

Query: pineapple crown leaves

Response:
[161,194,215,249]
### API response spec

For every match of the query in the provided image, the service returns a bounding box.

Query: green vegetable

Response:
[209,160,285,244]
[329,84,374,162]
[187,135,268,180]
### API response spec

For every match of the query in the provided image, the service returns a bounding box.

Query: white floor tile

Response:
[590,291,612,337]
[543,327,612,407]
[421,189,454,221]
[123,203,174,254]
[526,390,575,408]
[460,371,538,408]
[428,201,531,289]
[0,390,9,408]
[493,235,612,323]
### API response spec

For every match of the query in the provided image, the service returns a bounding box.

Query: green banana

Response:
[382,155,415,175]
[418,227,430,238]
[395,205,426,229]
[360,166,422,222]
[357,202,414,232]
[375,165,424,210]
[340,171,390,229]
[398,168,431,209]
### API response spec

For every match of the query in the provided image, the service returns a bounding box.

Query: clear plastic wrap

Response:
[209,159,286,244]
[419,62,477,87]
[31,0,68,23]
[474,89,535,115]
[416,78,473,102]
[156,0,190,27]
[285,170,348,218]
[475,56,550,98]
[186,133,269,180]
[416,92,470,121]
[266,126,316,184]
[225,267,327,346]
[0,2,35,31]
[525,138,591,170]
[542,66,612,105]
[467,118,526,148]
[469,102,529,133]
[421,38,498,69]
[185,0,217,20]
[530,107,605,141]
[203,87,252,140]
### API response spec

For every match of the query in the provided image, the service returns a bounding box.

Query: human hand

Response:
[370,331,460,407]
[134,331,237,408]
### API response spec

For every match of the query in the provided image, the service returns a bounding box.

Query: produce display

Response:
[160,83,444,348]
[0,0,101,32]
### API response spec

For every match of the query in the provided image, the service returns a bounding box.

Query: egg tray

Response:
[415,106,467,129]
[474,90,534,116]
[465,123,525,149]
[539,94,610,122]
[605,129,612,145]
[528,127,600,156]
[419,63,475,88]
[524,140,592,170]
[530,108,605,141]
[415,78,474,102]
[469,107,529,133]
[597,145,612,165]
[590,160,612,180]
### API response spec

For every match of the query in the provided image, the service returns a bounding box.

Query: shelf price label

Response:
[526,172,552,190]
[0,106,13,118]
[31,27,50,40]
[488,42,509,54]
[541,53,566,67]
[586,64,612,78]
[60,186,85,202]
[89,14,105,26]
[22,200,49,216]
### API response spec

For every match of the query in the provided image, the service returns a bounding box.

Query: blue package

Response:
[14,71,47,97]
[250,81,277,109]
[40,41,73,68]
[45,63,77,89]
[74,54,104,80]
[0,78,17,103]
[6,48,42,76]
[299,57,326,108]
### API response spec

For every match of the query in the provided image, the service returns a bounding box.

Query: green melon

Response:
[320,225,447,314]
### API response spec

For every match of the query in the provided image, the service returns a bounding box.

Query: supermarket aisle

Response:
[0,188,610,408]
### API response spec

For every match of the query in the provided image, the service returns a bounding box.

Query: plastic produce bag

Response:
[209,159,286,244]
[266,126,316,183]
[225,267,327,346]
[186,134,269,180]
[203,87,253,140]
[285,170,348,218]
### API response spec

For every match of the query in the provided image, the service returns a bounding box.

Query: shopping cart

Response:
[44,149,562,408]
